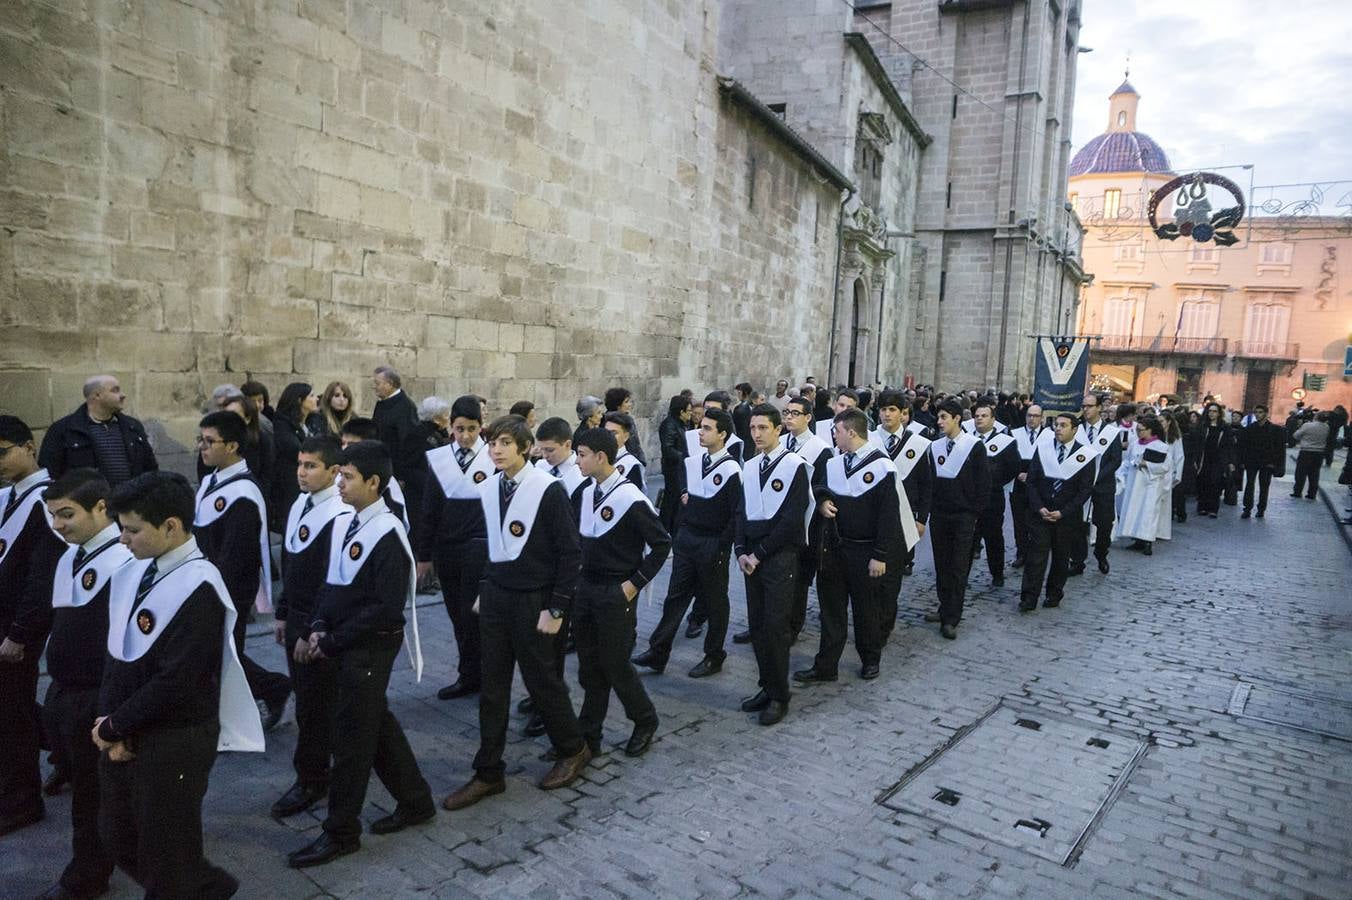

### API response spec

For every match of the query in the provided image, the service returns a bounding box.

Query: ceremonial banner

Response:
[1033,337,1091,413]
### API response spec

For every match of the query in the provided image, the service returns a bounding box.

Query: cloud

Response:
[1072,0,1352,186]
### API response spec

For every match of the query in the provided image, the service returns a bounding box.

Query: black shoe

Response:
[42,769,70,797]
[370,805,435,835]
[1256,511,1264,518]
[1207,512,1218,518]
[758,701,787,726]
[260,686,291,733]
[1043,597,1062,608]
[631,649,666,673]
[436,679,479,700]
[517,696,536,714]
[992,576,1005,588]
[687,657,722,678]
[1018,600,1037,612]
[523,713,547,737]
[1010,557,1025,569]
[860,663,880,680]
[732,629,752,644]
[940,624,957,640]
[1097,558,1109,574]
[684,619,704,639]
[35,882,109,899]
[1289,492,1301,498]
[624,721,658,757]
[923,611,941,623]
[792,666,837,684]
[1143,543,1153,556]
[740,689,770,712]
[903,563,914,576]
[287,832,359,868]
[0,807,43,837]
[271,782,327,818]
[1240,510,1251,519]
[1067,565,1085,577]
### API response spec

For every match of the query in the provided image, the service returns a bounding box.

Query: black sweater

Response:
[98,583,224,742]
[0,491,62,647]
[276,517,338,626]
[735,459,809,560]
[415,483,487,562]
[931,440,991,519]
[312,529,409,656]
[1025,442,1097,520]
[481,481,582,609]
[47,582,110,689]
[813,458,900,562]
[879,432,933,525]
[570,481,672,587]
[194,495,263,613]
[677,468,742,544]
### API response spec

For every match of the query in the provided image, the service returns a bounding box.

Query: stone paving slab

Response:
[4,479,1351,898]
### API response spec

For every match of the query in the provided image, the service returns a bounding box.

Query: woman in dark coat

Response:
[271,382,319,530]
[1194,402,1235,517]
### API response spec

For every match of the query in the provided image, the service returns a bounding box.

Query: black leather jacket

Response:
[38,407,158,481]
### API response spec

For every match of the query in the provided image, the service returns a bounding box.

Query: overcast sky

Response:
[1070,0,1352,192]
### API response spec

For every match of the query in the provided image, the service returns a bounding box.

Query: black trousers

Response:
[574,579,657,748]
[1242,466,1274,512]
[658,474,681,536]
[646,530,731,663]
[230,594,290,704]
[931,513,976,627]
[789,519,824,636]
[99,720,237,899]
[434,539,487,686]
[1010,480,1033,561]
[0,651,42,820]
[1172,485,1188,520]
[1070,493,1114,567]
[876,537,905,642]
[1020,516,1078,605]
[43,682,112,895]
[1196,467,1224,514]
[283,620,337,787]
[1224,465,1242,506]
[474,584,584,781]
[743,547,797,703]
[1293,451,1322,498]
[813,541,882,673]
[324,632,432,841]
[970,496,1006,577]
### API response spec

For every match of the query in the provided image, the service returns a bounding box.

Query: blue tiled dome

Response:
[1069,131,1171,177]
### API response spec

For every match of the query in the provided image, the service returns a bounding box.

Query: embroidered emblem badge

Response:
[348,542,363,561]
[136,610,155,635]
[509,520,525,537]
[81,569,97,591]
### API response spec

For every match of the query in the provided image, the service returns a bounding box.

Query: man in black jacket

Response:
[370,366,421,489]
[1238,404,1286,519]
[39,375,159,485]
[731,382,754,451]
[657,395,692,534]
[928,400,990,639]
[1019,413,1097,612]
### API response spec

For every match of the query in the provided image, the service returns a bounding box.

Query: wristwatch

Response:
[548,607,564,620]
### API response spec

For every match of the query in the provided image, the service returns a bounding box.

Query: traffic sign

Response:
[1344,345,1352,377]
[1291,387,1306,401]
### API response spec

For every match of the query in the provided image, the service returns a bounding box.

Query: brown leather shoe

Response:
[538,745,592,790]
[441,777,505,811]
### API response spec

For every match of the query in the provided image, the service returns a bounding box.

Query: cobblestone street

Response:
[6,473,1351,899]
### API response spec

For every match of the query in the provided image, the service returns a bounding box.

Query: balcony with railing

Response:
[1231,340,1300,361]
[1092,335,1229,356]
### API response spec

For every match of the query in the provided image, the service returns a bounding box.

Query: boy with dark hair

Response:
[536,417,586,492]
[635,406,742,677]
[602,411,645,490]
[969,399,1019,587]
[731,383,754,451]
[780,395,834,643]
[194,410,291,730]
[99,471,264,896]
[735,404,809,726]
[38,469,129,897]
[340,417,378,443]
[287,441,433,867]
[270,435,349,819]
[658,396,693,534]
[341,416,411,528]
[868,391,932,635]
[687,391,744,463]
[1019,413,1096,612]
[0,415,63,837]
[569,428,670,755]
[814,389,859,448]
[444,415,590,810]
[603,387,645,466]
[928,400,991,639]
[417,395,493,702]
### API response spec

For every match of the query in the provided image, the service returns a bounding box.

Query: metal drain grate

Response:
[877,703,1149,867]
[1228,681,1352,742]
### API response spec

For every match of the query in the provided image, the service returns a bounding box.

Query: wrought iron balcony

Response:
[1091,335,1228,356]
[1231,341,1300,361]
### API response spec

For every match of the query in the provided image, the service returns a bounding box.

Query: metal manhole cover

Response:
[1228,682,1352,741]
[877,704,1149,867]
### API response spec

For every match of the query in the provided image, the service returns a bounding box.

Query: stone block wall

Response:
[0,0,840,469]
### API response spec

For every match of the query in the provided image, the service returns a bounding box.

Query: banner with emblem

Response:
[1033,336,1092,414]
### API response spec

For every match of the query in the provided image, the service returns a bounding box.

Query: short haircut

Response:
[787,396,813,416]
[576,395,603,422]
[1083,393,1103,408]
[602,411,635,435]
[972,398,996,415]
[339,441,392,492]
[703,407,734,438]
[418,395,451,422]
[603,387,631,411]
[0,415,34,445]
[199,410,248,448]
[856,389,873,410]
[1054,411,1080,427]
[704,389,732,409]
[239,380,269,404]
[108,471,194,529]
[749,402,781,429]
[735,382,753,398]
[450,395,483,423]
[82,375,115,400]
[1253,404,1268,413]
[373,366,401,388]
[836,388,860,405]
[668,395,691,417]
[876,390,907,412]
[833,407,870,438]
[299,435,342,467]
[341,416,378,440]
[535,416,573,445]
[1116,402,1138,420]
[509,400,534,418]
[46,468,111,511]
[574,427,618,463]
[484,414,533,453]
[936,398,963,419]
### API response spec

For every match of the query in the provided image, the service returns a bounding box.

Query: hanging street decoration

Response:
[1147,172,1245,246]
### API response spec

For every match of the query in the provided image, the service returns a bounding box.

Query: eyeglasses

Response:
[782,410,805,417]
[196,436,224,447]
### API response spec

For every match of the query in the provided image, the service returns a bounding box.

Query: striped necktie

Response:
[343,514,361,545]
[72,546,88,576]
[135,561,158,604]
